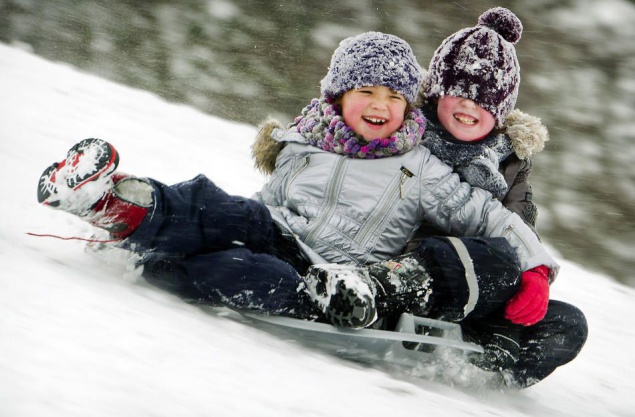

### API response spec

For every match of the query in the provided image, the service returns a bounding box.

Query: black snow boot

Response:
[303,264,378,329]
[365,252,434,318]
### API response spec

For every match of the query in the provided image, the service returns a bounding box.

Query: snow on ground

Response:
[1,42,634,417]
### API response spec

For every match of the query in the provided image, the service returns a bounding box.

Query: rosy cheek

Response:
[341,108,355,127]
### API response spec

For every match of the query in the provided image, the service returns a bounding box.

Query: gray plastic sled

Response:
[246,312,483,367]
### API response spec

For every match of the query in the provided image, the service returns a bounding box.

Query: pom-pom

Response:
[478,7,523,44]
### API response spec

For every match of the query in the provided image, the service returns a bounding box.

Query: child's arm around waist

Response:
[417,149,559,278]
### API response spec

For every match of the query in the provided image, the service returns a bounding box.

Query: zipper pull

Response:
[400,175,406,199]
[399,166,414,199]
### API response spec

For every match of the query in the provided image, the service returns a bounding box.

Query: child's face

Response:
[436,96,496,142]
[341,86,407,141]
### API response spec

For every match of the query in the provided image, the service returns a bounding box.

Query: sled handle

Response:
[395,313,460,333]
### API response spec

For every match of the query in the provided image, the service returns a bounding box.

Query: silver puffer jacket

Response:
[252,121,558,276]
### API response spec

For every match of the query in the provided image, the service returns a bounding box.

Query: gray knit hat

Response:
[424,7,523,127]
[320,31,424,104]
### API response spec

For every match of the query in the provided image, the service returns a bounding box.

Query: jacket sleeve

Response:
[403,156,540,254]
[417,150,558,276]
[500,155,538,230]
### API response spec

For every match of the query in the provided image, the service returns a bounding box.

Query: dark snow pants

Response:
[402,236,587,388]
[510,299,587,388]
[124,174,313,317]
[462,299,588,388]
[412,236,523,321]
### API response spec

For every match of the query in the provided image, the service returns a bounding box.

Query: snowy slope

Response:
[1,43,633,417]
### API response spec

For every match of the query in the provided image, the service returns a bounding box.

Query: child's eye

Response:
[388,91,405,100]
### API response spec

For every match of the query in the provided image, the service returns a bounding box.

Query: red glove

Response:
[505,265,550,326]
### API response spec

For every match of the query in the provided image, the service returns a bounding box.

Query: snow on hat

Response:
[424,7,523,127]
[320,31,423,104]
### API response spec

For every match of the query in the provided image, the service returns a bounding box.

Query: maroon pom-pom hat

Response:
[424,7,524,127]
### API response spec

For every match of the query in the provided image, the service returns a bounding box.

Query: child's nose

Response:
[370,96,389,109]
[460,97,477,108]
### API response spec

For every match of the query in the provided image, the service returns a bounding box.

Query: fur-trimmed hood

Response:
[503,108,549,160]
[252,117,286,175]
[251,104,549,176]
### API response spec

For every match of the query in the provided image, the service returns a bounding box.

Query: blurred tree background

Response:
[1,0,634,285]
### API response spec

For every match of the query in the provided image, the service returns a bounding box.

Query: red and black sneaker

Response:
[37,138,119,211]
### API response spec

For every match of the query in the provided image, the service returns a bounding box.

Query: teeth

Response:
[454,115,476,125]
[363,116,387,125]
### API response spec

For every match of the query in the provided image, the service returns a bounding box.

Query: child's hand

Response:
[504,265,550,326]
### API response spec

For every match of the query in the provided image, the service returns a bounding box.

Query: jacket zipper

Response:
[304,157,347,246]
[285,155,310,198]
[356,166,413,248]
[399,166,414,200]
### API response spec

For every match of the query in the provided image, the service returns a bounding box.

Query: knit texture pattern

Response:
[423,116,513,197]
[424,7,523,127]
[320,31,423,103]
[291,97,426,159]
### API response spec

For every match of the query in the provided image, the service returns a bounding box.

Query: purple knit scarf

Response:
[289,97,426,159]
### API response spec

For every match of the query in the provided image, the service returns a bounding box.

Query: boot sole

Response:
[325,281,377,329]
[37,138,119,205]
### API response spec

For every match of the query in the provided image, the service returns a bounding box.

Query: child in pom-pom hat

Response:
[400,7,586,387]
[420,7,544,220]
[35,30,583,389]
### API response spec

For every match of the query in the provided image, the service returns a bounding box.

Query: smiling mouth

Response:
[363,116,387,125]
[454,114,477,125]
